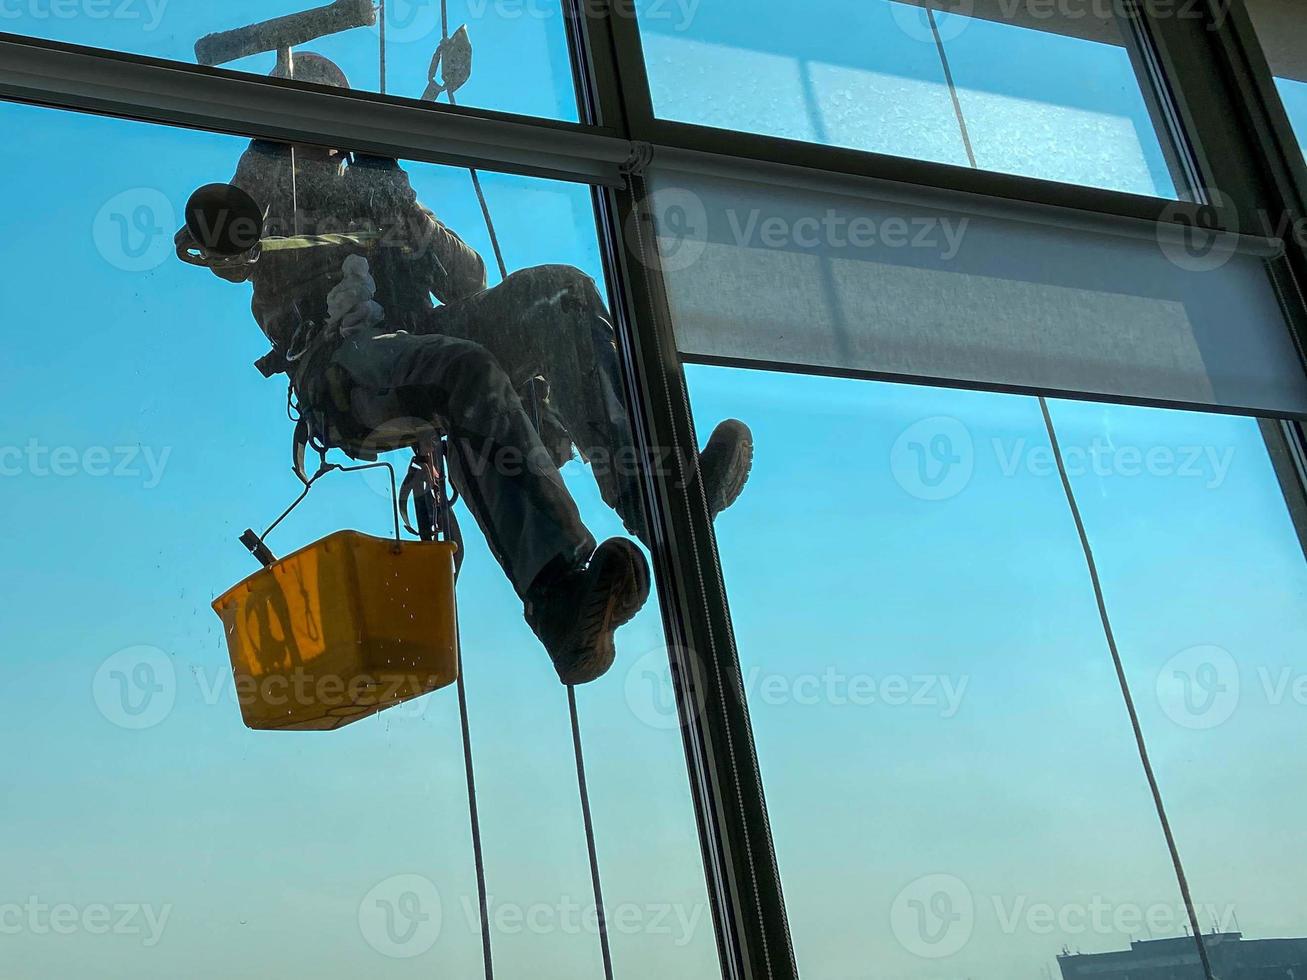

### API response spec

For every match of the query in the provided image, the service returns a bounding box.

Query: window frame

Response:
[6,2,1307,978]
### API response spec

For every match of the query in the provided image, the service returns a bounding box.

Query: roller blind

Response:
[646,165,1307,417]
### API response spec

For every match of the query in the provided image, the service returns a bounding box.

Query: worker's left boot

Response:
[615,419,755,545]
[524,538,651,685]
[699,419,754,519]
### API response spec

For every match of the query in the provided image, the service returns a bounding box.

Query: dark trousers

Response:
[327,330,595,597]
[319,265,645,598]
[414,265,647,540]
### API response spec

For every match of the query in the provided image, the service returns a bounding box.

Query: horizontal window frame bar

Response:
[680,350,1307,424]
[0,33,633,187]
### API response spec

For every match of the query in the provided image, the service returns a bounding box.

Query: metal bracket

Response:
[621,140,653,177]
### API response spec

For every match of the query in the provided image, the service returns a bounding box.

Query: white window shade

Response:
[646,165,1307,417]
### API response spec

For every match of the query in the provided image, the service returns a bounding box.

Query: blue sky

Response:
[2,2,1305,979]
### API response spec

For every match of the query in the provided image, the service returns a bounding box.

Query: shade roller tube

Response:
[646,167,1307,417]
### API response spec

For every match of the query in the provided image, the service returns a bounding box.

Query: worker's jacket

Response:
[188,141,489,448]
[197,140,486,363]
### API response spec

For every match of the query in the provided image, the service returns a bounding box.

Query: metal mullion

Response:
[1140,0,1307,373]
[1210,0,1307,217]
[561,0,628,131]
[1184,0,1307,675]
[571,4,799,979]
[1137,3,1282,220]
[599,0,658,134]
[592,171,799,980]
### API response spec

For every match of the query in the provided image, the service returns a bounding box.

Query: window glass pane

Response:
[1044,400,1307,959]
[636,0,1179,196]
[1273,76,1307,157]
[0,100,717,977]
[0,0,579,120]
[685,363,1306,978]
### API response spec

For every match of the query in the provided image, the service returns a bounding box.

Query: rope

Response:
[926,8,978,169]
[431,7,607,972]
[1038,397,1215,980]
[421,436,495,980]
[439,0,508,280]
[379,0,387,94]
[520,303,613,980]
[568,686,615,980]
[455,650,496,980]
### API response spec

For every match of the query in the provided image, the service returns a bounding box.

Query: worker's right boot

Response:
[524,538,651,685]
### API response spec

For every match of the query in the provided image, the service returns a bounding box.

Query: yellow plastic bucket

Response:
[212,530,458,731]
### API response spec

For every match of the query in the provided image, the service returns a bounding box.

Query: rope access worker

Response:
[174,53,754,685]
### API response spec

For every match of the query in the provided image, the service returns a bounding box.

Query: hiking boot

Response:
[524,538,651,685]
[699,419,754,518]
[613,419,755,545]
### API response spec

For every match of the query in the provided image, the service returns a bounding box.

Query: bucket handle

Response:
[241,457,403,568]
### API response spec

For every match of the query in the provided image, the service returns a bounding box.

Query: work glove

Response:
[326,254,386,337]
